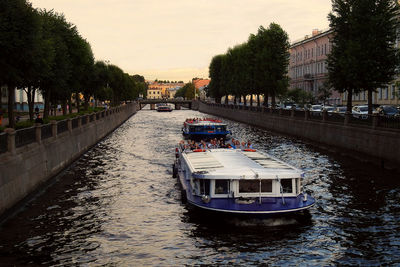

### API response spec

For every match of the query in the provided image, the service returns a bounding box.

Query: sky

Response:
[29,0,332,82]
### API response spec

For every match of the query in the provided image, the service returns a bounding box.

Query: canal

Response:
[1,108,400,266]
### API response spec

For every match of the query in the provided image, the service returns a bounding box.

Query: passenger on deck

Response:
[235,140,240,148]
[200,140,207,149]
[246,141,253,149]
[241,141,246,150]
[230,141,236,149]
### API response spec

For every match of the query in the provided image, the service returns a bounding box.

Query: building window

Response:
[378,88,382,100]
[385,87,389,99]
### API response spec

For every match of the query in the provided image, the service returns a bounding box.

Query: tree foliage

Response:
[175,83,198,99]
[0,1,144,127]
[207,23,290,106]
[328,0,400,113]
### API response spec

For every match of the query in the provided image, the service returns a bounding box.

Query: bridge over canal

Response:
[138,99,193,110]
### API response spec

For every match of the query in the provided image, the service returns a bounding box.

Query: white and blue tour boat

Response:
[182,118,231,140]
[156,104,172,112]
[173,145,315,217]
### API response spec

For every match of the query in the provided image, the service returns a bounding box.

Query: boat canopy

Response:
[182,149,303,180]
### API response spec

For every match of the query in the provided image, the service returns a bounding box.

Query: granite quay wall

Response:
[198,101,400,170]
[0,102,138,218]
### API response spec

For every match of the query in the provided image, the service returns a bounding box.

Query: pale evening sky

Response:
[29,0,332,82]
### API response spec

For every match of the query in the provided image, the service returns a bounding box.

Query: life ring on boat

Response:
[193,149,206,152]
[244,149,256,152]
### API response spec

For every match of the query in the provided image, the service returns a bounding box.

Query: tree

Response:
[208,55,225,103]
[317,81,333,105]
[184,83,197,100]
[259,23,290,107]
[0,0,39,128]
[328,0,400,114]
[38,10,74,118]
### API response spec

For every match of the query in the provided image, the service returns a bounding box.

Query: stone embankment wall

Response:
[0,103,137,218]
[198,101,400,170]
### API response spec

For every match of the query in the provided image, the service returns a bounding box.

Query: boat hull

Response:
[182,132,229,140]
[177,171,315,218]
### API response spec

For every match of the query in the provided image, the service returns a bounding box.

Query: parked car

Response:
[310,104,323,115]
[323,106,335,113]
[333,106,347,116]
[375,105,400,116]
[352,105,369,119]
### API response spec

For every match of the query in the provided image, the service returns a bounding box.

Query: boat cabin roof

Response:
[185,119,226,126]
[182,149,303,180]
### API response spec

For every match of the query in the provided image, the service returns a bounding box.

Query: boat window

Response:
[281,179,293,193]
[200,179,210,195]
[215,180,229,194]
[215,126,226,132]
[189,126,195,132]
[193,179,200,194]
[261,180,272,192]
[195,126,204,132]
[204,126,214,131]
[239,180,272,193]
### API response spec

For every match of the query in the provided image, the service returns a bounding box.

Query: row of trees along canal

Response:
[207,0,400,115]
[0,0,148,129]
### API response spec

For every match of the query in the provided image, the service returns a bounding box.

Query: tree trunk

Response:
[367,89,373,114]
[243,95,247,106]
[68,97,73,114]
[75,93,80,113]
[257,94,260,107]
[224,95,228,104]
[7,86,15,128]
[238,95,242,104]
[25,87,34,121]
[234,96,237,105]
[62,99,67,115]
[84,93,90,111]
[44,89,51,119]
[250,94,253,106]
[346,90,353,112]
[271,91,276,108]
[264,93,268,107]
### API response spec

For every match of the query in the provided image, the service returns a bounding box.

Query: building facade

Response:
[146,81,185,99]
[290,28,400,107]
[289,29,341,105]
[1,86,44,111]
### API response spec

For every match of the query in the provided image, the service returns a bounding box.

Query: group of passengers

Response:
[185,117,220,123]
[179,138,253,151]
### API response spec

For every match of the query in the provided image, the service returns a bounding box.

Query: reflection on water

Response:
[0,108,400,266]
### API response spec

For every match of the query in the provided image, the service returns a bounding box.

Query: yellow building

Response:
[147,81,185,99]
[147,87,162,99]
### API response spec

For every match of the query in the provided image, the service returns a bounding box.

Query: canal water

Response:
[1,109,400,266]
